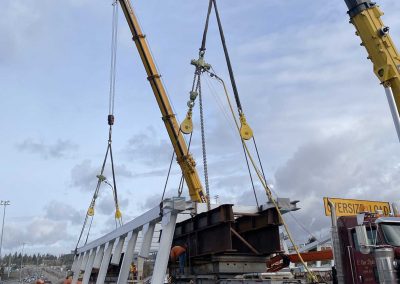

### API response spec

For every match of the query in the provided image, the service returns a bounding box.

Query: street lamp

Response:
[19,242,27,283]
[0,200,10,265]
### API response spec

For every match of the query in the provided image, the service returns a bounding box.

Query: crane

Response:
[344,0,400,141]
[117,0,207,203]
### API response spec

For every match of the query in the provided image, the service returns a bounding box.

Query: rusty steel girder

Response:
[173,204,282,259]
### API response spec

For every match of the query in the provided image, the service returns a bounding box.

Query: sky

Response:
[1,0,400,255]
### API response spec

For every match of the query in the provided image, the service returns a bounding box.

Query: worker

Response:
[170,244,187,274]
[130,263,137,279]
[63,276,72,284]
[64,273,81,284]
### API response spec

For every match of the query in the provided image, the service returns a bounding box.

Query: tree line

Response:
[1,253,74,267]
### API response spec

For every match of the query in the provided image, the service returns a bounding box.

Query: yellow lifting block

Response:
[87,206,95,217]
[239,113,253,140]
[181,110,193,134]
[115,207,122,219]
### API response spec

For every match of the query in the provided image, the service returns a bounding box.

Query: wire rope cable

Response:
[161,151,175,202]
[209,73,318,282]
[207,71,259,207]
[288,212,318,241]
[252,137,268,201]
[177,132,193,197]
[211,0,243,114]
[203,75,236,135]
[180,2,317,279]
[241,141,259,207]
[200,0,213,53]
[75,0,123,252]
[109,0,119,115]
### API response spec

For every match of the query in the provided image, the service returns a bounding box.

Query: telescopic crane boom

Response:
[345,0,400,140]
[118,0,207,203]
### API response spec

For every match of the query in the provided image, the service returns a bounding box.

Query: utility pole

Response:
[0,200,10,282]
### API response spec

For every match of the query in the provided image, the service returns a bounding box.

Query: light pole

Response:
[0,200,10,265]
[19,242,26,283]
[214,195,219,204]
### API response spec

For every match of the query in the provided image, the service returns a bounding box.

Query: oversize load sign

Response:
[323,197,391,216]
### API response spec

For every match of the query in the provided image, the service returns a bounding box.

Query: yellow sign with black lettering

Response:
[323,197,390,217]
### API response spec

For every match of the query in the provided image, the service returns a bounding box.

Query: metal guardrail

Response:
[71,197,192,284]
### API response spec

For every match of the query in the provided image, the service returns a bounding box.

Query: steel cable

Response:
[109,1,119,115]
[75,1,122,252]
[210,73,318,283]
[200,0,214,52]
[212,0,243,114]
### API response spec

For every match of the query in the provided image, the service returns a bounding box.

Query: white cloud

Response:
[44,200,83,225]
[3,218,72,252]
[272,118,400,242]
[70,159,133,191]
[97,194,129,215]
[16,139,78,159]
[122,127,173,167]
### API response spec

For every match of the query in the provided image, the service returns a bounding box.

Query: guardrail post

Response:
[82,249,96,284]
[151,212,177,284]
[111,236,125,265]
[117,231,138,284]
[138,222,156,282]
[93,245,105,269]
[95,241,114,284]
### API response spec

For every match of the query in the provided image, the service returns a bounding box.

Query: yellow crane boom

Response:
[118,0,207,203]
[345,0,400,140]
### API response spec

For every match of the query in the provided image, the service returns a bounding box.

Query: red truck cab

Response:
[337,214,400,283]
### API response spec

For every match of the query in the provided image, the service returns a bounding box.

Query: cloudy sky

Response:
[1,0,400,255]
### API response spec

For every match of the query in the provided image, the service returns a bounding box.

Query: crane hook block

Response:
[87,206,95,217]
[181,91,198,134]
[181,110,193,134]
[108,115,115,126]
[239,114,253,140]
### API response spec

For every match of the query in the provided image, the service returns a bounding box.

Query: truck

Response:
[267,200,400,283]
[329,200,400,283]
